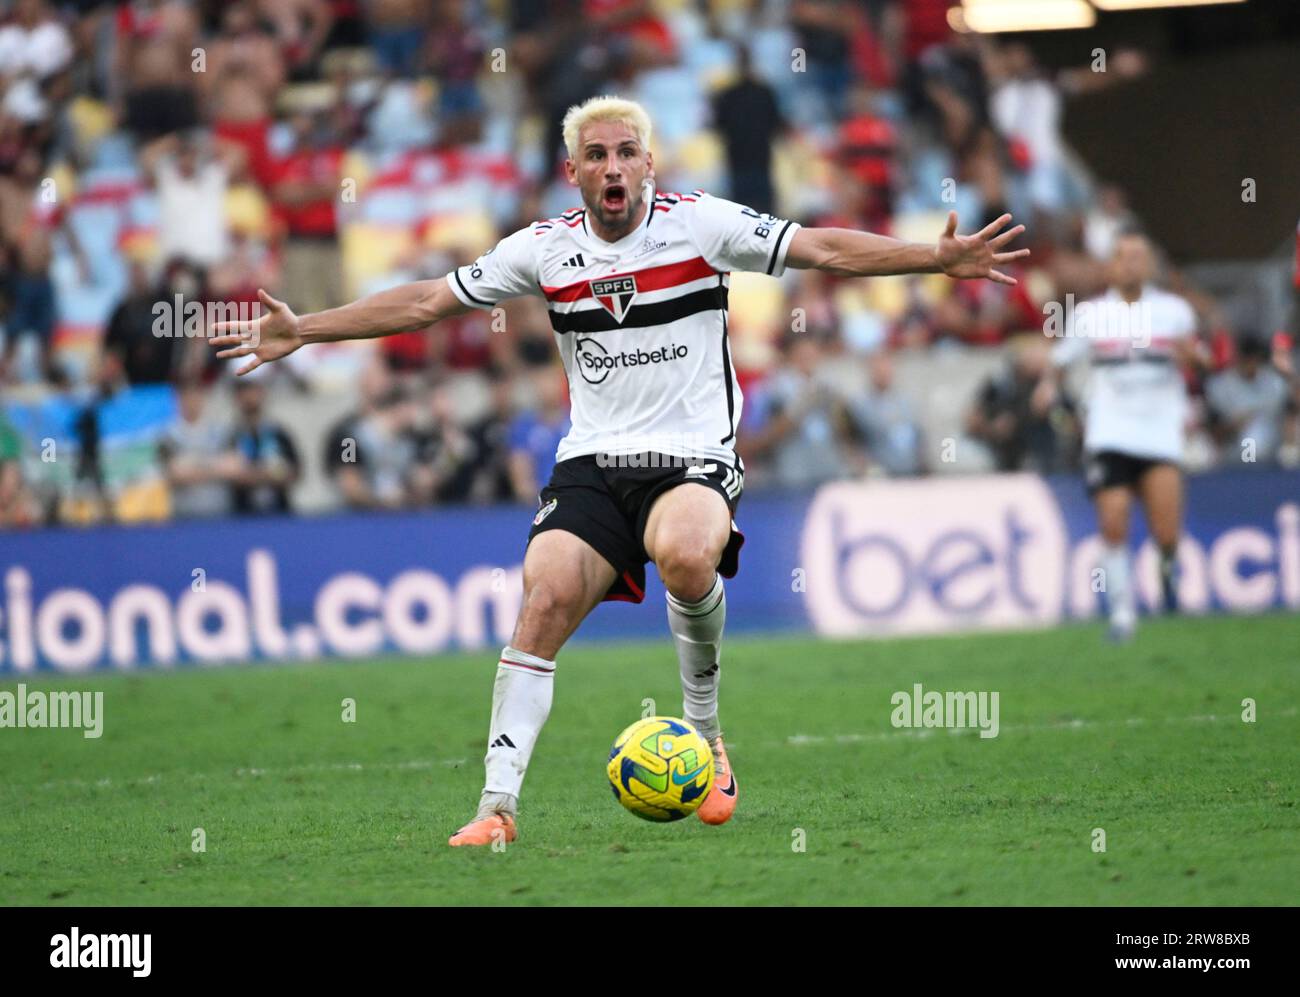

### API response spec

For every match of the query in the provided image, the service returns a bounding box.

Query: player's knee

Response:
[521,578,585,624]
[655,541,719,602]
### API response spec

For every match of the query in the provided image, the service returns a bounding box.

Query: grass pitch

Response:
[2,614,1296,905]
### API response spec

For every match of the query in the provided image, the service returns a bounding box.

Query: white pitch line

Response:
[31,757,468,791]
[787,706,1298,746]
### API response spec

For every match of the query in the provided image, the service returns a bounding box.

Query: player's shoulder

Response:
[1145,286,1197,323]
[520,207,587,247]
[1144,285,1189,306]
[652,188,707,215]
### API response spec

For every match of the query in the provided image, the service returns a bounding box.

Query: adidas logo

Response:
[683,462,717,478]
[490,733,516,749]
[561,253,586,268]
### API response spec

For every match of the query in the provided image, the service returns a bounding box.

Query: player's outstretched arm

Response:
[785,211,1029,285]
[210,278,473,376]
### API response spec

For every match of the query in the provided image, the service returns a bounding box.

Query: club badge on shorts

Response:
[533,497,558,526]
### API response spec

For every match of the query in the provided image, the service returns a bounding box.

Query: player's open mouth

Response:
[602,184,627,211]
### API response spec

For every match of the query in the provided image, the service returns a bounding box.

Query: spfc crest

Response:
[590,275,638,324]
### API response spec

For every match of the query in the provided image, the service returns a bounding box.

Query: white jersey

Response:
[1052,285,1197,462]
[446,187,801,465]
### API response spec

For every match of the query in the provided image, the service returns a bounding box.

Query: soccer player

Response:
[1038,231,1202,641]
[211,96,1027,845]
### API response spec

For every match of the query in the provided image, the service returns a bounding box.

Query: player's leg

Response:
[643,481,738,824]
[449,529,615,846]
[1095,482,1136,640]
[1137,463,1183,613]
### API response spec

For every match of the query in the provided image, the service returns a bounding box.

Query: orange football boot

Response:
[448,812,518,847]
[696,736,737,825]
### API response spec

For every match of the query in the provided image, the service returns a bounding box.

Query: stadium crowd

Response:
[0,0,1296,528]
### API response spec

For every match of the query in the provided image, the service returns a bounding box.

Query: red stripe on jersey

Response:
[541,255,718,302]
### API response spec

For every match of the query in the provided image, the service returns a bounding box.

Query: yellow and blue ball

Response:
[607,716,715,821]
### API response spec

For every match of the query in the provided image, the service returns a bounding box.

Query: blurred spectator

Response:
[0,407,39,526]
[158,380,235,518]
[0,0,73,124]
[226,377,301,514]
[410,376,478,503]
[459,364,519,504]
[323,359,400,508]
[987,42,1068,220]
[710,44,785,215]
[368,0,428,78]
[116,1,202,141]
[1205,335,1294,468]
[260,0,335,82]
[835,85,897,234]
[967,336,1075,472]
[932,267,1040,347]
[427,0,485,145]
[270,109,345,313]
[105,259,175,384]
[204,2,286,101]
[67,359,124,523]
[507,361,570,502]
[140,131,243,268]
[743,333,855,489]
[790,0,855,122]
[848,351,923,476]
[585,0,676,72]
[0,143,84,383]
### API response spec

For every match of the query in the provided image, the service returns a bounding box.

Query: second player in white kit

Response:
[1046,231,1202,641]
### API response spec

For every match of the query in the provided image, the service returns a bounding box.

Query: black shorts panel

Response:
[1084,450,1176,496]
[526,452,745,603]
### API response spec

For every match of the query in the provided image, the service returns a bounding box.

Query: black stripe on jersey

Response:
[766,220,794,276]
[720,292,736,445]
[547,286,728,334]
[454,269,492,307]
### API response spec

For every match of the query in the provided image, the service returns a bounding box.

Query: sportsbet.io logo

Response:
[575,336,689,384]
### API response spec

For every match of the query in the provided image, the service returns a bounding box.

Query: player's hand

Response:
[210,288,303,375]
[936,212,1029,286]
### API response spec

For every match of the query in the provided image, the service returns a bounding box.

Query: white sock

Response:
[479,646,555,817]
[667,574,725,741]
[1100,543,1135,628]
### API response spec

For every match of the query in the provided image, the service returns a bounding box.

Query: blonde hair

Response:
[562,95,652,161]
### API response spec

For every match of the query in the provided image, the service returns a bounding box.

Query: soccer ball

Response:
[607,716,715,821]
